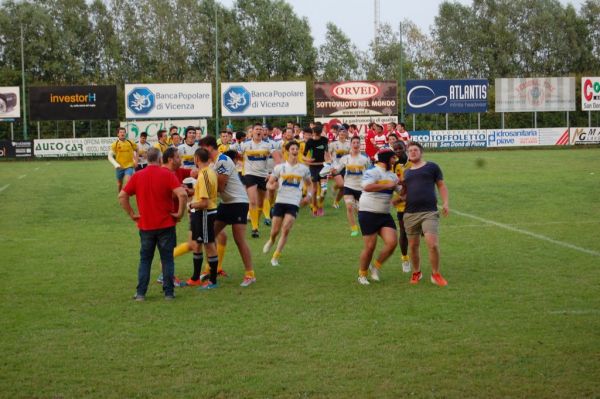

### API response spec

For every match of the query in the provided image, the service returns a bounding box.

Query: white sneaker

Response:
[271,258,279,266]
[369,264,380,282]
[262,239,273,254]
[240,276,256,287]
[402,260,412,273]
[358,276,370,285]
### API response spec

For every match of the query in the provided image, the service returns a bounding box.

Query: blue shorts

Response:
[272,203,299,218]
[358,211,396,236]
[116,167,135,181]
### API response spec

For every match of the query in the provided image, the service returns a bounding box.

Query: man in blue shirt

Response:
[403,141,449,287]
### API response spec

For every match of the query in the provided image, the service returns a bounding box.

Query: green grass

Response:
[1,149,599,398]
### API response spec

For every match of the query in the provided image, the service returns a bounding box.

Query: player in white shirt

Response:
[332,135,370,237]
[135,132,152,171]
[262,141,313,266]
[328,126,352,208]
[239,123,281,238]
[356,148,400,285]
[178,127,199,169]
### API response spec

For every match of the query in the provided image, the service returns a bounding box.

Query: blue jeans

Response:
[137,226,176,296]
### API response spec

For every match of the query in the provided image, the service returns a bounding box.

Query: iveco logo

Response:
[331,82,380,100]
[407,85,448,109]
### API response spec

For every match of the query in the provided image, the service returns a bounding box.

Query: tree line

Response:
[1,0,599,139]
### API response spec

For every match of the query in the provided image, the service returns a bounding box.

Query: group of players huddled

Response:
[113,120,449,300]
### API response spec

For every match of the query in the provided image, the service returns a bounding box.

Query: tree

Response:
[317,22,360,81]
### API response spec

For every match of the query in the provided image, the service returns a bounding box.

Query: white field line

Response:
[547,310,600,315]
[17,174,27,179]
[0,184,9,193]
[452,208,600,258]
[446,220,600,229]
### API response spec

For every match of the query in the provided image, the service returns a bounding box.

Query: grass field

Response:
[1,148,599,398]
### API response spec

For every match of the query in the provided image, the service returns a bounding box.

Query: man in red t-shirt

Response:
[119,147,187,301]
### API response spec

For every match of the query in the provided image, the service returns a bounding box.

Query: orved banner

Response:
[314,81,397,117]
[29,85,117,121]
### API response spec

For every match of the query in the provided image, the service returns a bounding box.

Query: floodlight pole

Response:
[20,24,28,140]
[399,21,404,123]
[214,2,220,136]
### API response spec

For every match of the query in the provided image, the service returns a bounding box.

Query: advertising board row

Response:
[1,77,600,122]
[8,127,593,158]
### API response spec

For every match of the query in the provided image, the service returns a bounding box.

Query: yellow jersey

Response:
[194,166,218,210]
[154,141,169,153]
[393,161,412,212]
[111,139,137,169]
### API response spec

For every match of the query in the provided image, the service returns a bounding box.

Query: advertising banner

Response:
[408,130,487,149]
[495,77,576,112]
[221,81,306,117]
[539,128,570,145]
[34,137,116,157]
[314,116,398,136]
[29,85,117,121]
[120,119,208,140]
[0,86,20,119]
[487,129,540,147]
[406,79,488,114]
[582,77,600,111]
[0,140,32,158]
[570,127,600,144]
[125,83,212,119]
[314,81,397,116]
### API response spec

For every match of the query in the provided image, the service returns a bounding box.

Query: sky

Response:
[219,0,587,51]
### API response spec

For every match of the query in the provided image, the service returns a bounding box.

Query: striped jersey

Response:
[239,140,274,178]
[272,162,311,206]
[359,164,399,213]
[178,142,199,169]
[194,166,218,210]
[213,153,248,204]
[339,153,370,192]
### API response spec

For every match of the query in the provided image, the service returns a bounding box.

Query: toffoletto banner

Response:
[495,77,576,112]
[221,81,307,117]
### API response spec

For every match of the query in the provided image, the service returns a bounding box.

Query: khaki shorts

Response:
[403,211,439,237]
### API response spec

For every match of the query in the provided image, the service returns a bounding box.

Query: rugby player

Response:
[357,149,400,285]
[187,148,220,289]
[332,135,370,237]
[199,136,257,287]
[239,123,280,238]
[262,141,313,266]
[178,127,199,169]
[391,141,412,273]
[108,127,138,192]
[303,125,331,216]
[328,125,351,208]
[153,129,169,154]
[135,132,151,171]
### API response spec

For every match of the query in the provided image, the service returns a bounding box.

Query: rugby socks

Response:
[173,242,190,258]
[359,269,368,277]
[245,269,255,279]
[351,225,359,233]
[262,198,271,219]
[250,207,260,230]
[192,252,204,281]
[373,260,382,270]
[272,250,281,260]
[217,243,226,273]
[208,255,219,284]
[401,255,409,262]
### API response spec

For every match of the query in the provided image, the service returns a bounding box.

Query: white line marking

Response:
[18,174,27,180]
[452,209,600,257]
[446,220,600,229]
[0,184,9,193]
[548,310,600,315]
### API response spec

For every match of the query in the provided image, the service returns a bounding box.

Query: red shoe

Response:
[186,278,203,287]
[410,271,422,285]
[217,270,229,278]
[431,273,448,287]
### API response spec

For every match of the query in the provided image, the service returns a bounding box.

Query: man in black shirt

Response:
[403,141,449,287]
[303,126,331,216]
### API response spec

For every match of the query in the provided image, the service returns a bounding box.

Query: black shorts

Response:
[343,187,362,201]
[244,174,267,191]
[272,203,299,218]
[238,172,246,186]
[216,202,249,225]
[309,165,324,182]
[191,209,217,244]
[358,211,397,236]
[135,164,148,171]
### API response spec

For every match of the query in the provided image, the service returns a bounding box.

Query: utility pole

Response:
[399,21,404,123]
[21,24,28,140]
[214,3,220,136]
